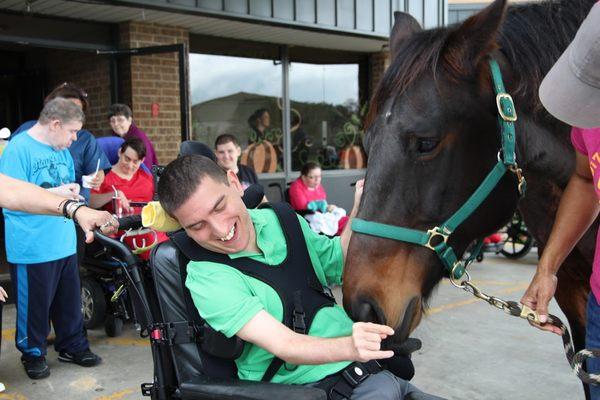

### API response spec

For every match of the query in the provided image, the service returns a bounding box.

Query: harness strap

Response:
[171,202,336,383]
[318,361,382,400]
[489,59,517,165]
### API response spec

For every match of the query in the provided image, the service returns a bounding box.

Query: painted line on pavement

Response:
[426,283,529,315]
[0,392,28,400]
[1,328,15,342]
[440,279,522,287]
[94,387,137,400]
[88,336,149,347]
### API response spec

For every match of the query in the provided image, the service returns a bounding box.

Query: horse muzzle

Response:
[348,295,422,344]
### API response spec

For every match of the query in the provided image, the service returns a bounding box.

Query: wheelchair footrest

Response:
[141,382,154,397]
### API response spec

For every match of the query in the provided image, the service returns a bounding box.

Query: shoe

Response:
[21,356,50,379]
[58,349,102,367]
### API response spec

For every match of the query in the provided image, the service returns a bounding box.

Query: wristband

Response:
[62,200,77,218]
[71,203,87,223]
[65,201,85,220]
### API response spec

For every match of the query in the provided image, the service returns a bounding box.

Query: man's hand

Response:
[48,183,84,201]
[74,207,118,243]
[520,270,562,335]
[350,179,365,218]
[351,322,395,362]
[0,285,7,302]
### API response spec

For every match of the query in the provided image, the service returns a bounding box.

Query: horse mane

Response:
[499,0,595,111]
[367,0,596,127]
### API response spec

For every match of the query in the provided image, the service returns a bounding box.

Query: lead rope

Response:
[450,275,600,384]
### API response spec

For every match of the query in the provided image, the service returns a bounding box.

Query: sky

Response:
[189,53,358,106]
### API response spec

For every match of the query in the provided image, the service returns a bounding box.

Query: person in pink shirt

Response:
[289,162,348,235]
[521,3,600,398]
[109,103,159,171]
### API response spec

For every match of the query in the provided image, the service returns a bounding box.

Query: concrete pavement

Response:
[0,251,585,400]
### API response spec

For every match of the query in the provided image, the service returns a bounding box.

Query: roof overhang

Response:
[0,0,388,52]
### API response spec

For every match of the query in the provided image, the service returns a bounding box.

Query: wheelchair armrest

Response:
[179,376,326,400]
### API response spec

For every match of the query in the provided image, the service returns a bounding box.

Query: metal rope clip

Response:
[508,165,526,195]
[518,304,542,324]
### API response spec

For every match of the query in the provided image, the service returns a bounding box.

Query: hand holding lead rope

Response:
[453,276,600,385]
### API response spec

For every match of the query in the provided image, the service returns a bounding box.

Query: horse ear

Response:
[390,12,422,58]
[443,0,507,75]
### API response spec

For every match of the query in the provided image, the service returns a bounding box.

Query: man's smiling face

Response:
[172,171,255,254]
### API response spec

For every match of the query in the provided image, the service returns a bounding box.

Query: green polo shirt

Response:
[185,208,353,384]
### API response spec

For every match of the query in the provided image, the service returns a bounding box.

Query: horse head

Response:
[343,0,522,343]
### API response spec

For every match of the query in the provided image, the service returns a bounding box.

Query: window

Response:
[289,62,365,171]
[190,54,283,173]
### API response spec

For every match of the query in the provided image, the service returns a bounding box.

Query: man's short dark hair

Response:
[108,103,133,119]
[215,134,240,148]
[120,137,146,160]
[158,155,229,217]
[45,82,89,112]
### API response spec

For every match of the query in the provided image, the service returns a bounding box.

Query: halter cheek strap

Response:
[351,58,526,280]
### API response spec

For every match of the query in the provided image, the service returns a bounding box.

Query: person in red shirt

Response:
[91,137,164,258]
[288,162,348,235]
[91,137,152,214]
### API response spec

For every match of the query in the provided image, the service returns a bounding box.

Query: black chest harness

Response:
[171,202,337,382]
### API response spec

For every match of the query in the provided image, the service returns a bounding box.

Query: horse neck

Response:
[515,115,574,190]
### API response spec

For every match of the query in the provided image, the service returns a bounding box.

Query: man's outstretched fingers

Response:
[358,322,395,336]
[367,350,395,360]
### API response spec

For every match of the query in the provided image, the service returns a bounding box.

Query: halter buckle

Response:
[496,93,517,122]
[425,227,450,252]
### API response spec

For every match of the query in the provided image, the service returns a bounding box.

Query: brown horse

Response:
[343,0,596,396]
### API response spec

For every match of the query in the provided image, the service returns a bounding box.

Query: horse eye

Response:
[417,138,440,153]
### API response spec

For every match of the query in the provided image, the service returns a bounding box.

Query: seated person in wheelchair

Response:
[289,162,348,236]
[90,137,166,257]
[156,155,443,400]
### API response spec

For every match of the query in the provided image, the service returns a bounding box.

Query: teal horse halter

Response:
[352,58,526,281]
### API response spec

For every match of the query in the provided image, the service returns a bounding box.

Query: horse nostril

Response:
[353,300,383,324]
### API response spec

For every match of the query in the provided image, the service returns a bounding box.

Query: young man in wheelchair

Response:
[157,155,443,400]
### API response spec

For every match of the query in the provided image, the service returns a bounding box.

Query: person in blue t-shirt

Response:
[12,82,111,203]
[0,98,102,380]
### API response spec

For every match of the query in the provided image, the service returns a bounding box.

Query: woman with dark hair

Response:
[12,82,111,202]
[288,161,348,236]
[90,137,152,215]
[247,108,271,142]
[109,103,158,171]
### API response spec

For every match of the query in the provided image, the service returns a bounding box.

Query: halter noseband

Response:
[352,59,525,280]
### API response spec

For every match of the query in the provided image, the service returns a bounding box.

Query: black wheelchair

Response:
[80,210,158,337]
[90,184,327,400]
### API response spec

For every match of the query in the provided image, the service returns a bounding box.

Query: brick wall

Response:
[45,50,112,136]
[119,22,190,164]
[369,51,390,95]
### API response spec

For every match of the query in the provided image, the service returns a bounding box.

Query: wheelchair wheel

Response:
[500,212,534,259]
[81,277,106,329]
[105,315,124,337]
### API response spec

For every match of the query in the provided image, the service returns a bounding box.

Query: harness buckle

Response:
[496,93,517,122]
[293,310,306,334]
[425,227,450,252]
[341,364,369,387]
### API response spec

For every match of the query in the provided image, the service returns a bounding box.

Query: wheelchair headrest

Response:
[180,141,216,161]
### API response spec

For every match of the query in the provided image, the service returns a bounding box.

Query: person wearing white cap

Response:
[521,3,600,398]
